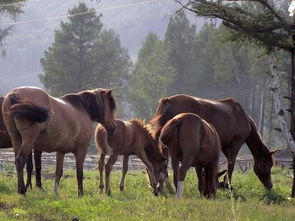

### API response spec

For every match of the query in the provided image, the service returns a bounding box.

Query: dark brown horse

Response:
[2,86,117,196]
[95,119,166,196]
[0,97,43,190]
[160,113,221,198]
[152,94,277,189]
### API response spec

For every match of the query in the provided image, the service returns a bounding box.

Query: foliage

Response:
[0,168,295,220]
[39,3,131,96]
[181,0,293,51]
[130,33,175,119]
[0,0,26,56]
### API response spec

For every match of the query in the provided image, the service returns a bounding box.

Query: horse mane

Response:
[130,119,164,162]
[61,89,116,122]
[150,97,173,138]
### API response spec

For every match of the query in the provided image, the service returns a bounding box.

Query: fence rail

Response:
[0,150,292,172]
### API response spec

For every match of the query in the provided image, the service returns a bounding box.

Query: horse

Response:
[152,94,277,189]
[160,113,221,198]
[2,86,117,196]
[1,97,43,190]
[95,119,166,196]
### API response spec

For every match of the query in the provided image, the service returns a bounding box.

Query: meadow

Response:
[0,166,295,221]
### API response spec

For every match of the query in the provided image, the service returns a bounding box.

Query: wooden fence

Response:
[0,150,292,172]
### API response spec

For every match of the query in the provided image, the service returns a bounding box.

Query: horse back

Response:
[168,94,251,145]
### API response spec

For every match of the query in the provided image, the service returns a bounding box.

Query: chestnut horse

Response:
[2,86,116,196]
[160,113,221,198]
[152,94,277,189]
[1,97,43,190]
[95,119,166,196]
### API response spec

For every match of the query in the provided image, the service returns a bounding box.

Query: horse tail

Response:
[95,126,112,155]
[159,118,182,145]
[8,95,49,123]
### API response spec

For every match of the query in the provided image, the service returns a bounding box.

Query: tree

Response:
[130,33,175,119]
[178,0,295,196]
[0,0,27,56]
[40,3,131,96]
[165,10,197,94]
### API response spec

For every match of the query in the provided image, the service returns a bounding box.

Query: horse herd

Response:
[0,86,277,198]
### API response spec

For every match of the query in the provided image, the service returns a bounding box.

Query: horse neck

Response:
[245,121,270,160]
[142,128,162,162]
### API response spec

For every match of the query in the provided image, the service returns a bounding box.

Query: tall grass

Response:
[0,167,295,220]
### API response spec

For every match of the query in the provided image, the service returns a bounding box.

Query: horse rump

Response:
[159,118,181,145]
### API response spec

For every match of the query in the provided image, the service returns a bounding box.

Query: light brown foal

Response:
[95,119,166,196]
[160,113,221,198]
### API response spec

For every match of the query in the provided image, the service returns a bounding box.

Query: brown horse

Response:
[152,94,277,189]
[160,113,221,198]
[2,86,117,196]
[1,97,43,190]
[95,119,166,196]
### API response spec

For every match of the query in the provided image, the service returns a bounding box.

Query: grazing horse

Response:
[152,94,277,189]
[2,86,117,196]
[1,97,43,190]
[95,119,166,196]
[160,113,221,198]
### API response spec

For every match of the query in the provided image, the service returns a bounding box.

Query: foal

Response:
[95,119,166,196]
[160,113,221,198]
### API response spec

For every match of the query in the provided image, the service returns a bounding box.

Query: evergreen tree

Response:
[165,10,197,94]
[40,3,131,96]
[130,33,175,119]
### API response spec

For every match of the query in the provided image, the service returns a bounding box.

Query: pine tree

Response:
[40,3,131,96]
[165,10,197,94]
[130,33,175,119]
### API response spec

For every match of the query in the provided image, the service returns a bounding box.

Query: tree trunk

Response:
[269,51,295,198]
[268,93,274,145]
[291,45,295,197]
[258,85,265,137]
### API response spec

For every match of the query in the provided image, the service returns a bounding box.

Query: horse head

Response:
[253,149,277,189]
[82,89,117,135]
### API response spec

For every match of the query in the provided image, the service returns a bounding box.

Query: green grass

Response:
[0,167,295,220]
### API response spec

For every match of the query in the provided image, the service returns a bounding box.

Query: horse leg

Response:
[119,155,129,192]
[34,150,43,190]
[138,151,158,196]
[227,140,244,187]
[195,166,205,198]
[105,154,118,196]
[177,158,193,199]
[25,151,33,190]
[75,150,87,197]
[205,163,218,199]
[15,150,28,194]
[53,152,65,194]
[171,156,179,192]
[98,153,105,193]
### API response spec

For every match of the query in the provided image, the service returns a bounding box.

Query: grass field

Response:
[0,167,295,221]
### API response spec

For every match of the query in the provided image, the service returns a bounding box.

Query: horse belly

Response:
[35,131,73,153]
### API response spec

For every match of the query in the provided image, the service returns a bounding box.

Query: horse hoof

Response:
[153,190,159,197]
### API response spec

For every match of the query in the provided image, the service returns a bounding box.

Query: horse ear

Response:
[106,89,112,96]
[270,149,278,155]
[161,98,169,104]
